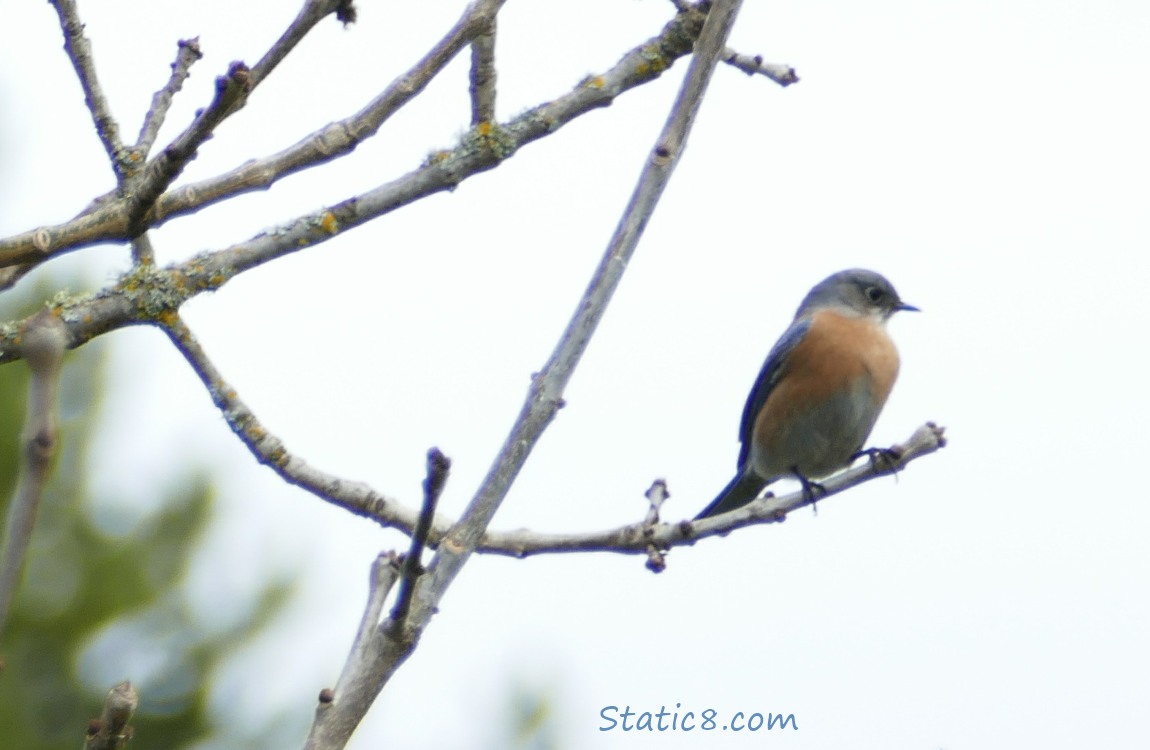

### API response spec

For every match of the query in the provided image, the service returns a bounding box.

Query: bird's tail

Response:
[694,472,767,520]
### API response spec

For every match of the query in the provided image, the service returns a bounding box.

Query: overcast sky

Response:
[2,0,1148,748]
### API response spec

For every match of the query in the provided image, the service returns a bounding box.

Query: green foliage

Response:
[0,289,288,748]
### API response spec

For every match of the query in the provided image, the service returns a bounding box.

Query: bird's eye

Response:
[864,286,884,303]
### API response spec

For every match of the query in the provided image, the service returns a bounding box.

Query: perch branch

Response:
[477,423,947,558]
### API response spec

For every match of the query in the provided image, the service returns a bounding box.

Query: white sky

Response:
[2,0,1149,748]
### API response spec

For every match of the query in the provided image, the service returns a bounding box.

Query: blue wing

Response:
[735,317,811,469]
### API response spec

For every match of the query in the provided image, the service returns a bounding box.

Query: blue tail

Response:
[694,472,767,520]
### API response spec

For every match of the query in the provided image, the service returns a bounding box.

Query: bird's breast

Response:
[750,310,900,480]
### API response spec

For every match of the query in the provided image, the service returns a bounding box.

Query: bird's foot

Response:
[792,470,826,515]
[852,446,904,478]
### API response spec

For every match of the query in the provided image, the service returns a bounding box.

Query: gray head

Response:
[795,269,918,321]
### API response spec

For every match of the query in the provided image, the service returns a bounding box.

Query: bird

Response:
[694,268,917,520]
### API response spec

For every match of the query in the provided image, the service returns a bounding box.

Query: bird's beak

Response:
[895,301,920,313]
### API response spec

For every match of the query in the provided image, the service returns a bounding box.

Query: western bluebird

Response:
[694,269,917,520]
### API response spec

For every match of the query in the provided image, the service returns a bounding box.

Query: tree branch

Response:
[0,0,695,269]
[134,38,203,158]
[722,47,799,86]
[49,0,126,181]
[389,448,450,627]
[156,312,405,522]
[250,0,357,87]
[476,423,947,558]
[0,309,68,644]
[469,13,498,125]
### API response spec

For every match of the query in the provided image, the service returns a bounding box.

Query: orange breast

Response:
[750,310,900,480]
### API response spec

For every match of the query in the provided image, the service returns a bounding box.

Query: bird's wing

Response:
[736,317,811,468]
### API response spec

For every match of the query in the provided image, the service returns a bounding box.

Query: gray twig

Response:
[134,38,203,158]
[156,312,403,524]
[722,47,799,86]
[0,309,68,644]
[469,13,498,125]
[251,0,357,87]
[130,232,156,266]
[49,0,126,181]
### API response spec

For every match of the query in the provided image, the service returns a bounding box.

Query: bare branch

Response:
[469,14,498,125]
[390,448,451,627]
[349,553,399,668]
[250,0,356,87]
[0,0,688,268]
[475,423,948,558]
[303,557,407,750]
[156,312,405,522]
[130,232,156,266]
[127,61,253,221]
[134,38,203,158]
[0,309,68,643]
[722,47,799,86]
[49,0,126,180]
[147,0,506,226]
[83,681,138,750]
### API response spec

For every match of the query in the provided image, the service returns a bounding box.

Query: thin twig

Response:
[127,61,253,220]
[469,15,497,125]
[250,0,355,87]
[318,550,399,719]
[83,681,138,750]
[349,552,399,665]
[722,47,799,86]
[49,0,126,181]
[156,312,403,522]
[130,232,156,266]
[390,448,451,627]
[0,309,68,644]
[134,38,203,158]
